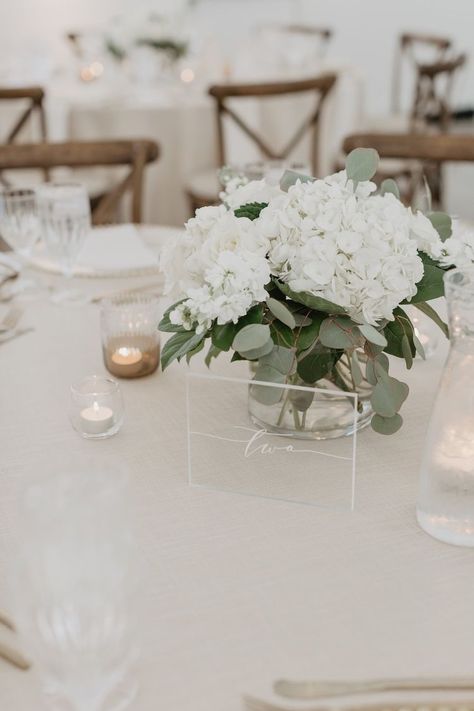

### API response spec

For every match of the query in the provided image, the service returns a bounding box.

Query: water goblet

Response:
[36,182,91,302]
[11,463,138,711]
[0,188,41,258]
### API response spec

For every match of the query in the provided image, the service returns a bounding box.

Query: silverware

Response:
[244,695,474,711]
[0,611,14,631]
[274,678,474,700]
[0,327,34,345]
[0,306,23,333]
[0,641,30,671]
[90,279,164,304]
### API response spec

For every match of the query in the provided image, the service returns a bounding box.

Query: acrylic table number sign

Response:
[186,373,358,511]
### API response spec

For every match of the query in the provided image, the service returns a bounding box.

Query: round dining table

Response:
[0,226,473,711]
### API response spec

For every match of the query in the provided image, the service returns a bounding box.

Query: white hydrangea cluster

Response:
[161,205,270,333]
[163,169,473,332]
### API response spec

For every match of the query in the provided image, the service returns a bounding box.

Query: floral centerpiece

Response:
[160,149,472,438]
[105,4,193,64]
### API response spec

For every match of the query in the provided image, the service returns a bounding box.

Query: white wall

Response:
[0,0,472,114]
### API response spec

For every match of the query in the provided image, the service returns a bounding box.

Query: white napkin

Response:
[76,224,158,273]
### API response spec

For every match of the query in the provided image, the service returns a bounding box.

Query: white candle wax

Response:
[111,346,143,367]
[80,401,114,435]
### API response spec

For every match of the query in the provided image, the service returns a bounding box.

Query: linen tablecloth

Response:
[0,227,473,711]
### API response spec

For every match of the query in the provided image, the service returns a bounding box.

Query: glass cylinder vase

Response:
[417,267,474,546]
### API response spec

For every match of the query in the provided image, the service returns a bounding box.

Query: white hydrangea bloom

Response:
[438,220,474,268]
[220,178,283,210]
[258,172,436,325]
[162,207,270,332]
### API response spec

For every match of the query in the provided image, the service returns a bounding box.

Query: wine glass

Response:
[36,182,91,302]
[11,463,138,711]
[0,187,41,258]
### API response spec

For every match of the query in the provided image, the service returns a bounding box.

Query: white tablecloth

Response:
[1,227,473,711]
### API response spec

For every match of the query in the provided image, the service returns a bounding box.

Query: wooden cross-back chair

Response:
[411,53,467,131]
[185,73,337,213]
[0,140,159,224]
[392,32,452,114]
[343,132,474,164]
[0,86,49,185]
[342,132,474,210]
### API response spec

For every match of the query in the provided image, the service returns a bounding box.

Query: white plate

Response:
[28,224,182,279]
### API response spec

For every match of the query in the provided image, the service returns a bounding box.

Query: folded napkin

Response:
[76,224,158,273]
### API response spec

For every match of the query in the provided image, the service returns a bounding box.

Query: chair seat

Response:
[185,169,220,211]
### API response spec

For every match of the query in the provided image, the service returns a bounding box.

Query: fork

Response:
[244,696,474,711]
[0,306,23,333]
[274,678,474,700]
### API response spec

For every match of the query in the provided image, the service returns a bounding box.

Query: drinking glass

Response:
[36,182,91,279]
[0,188,41,258]
[417,267,474,546]
[11,464,138,710]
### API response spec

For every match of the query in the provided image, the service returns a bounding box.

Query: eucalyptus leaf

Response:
[370,377,409,418]
[371,413,403,435]
[319,318,359,349]
[412,301,449,338]
[293,312,313,327]
[289,388,315,412]
[380,178,400,199]
[401,334,413,370]
[259,346,295,375]
[413,332,426,360]
[241,338,274,360]
[280,169,314,192]
[251,365,285,406]
[270,320,295,348]
[267,297,296,329]
[358,323,388,347]
[161,330,204,370]
[296,314,324,353]
[275,281,347,315]
[346,147,379,184]
[232,324,271,354]
[428,212,452,241]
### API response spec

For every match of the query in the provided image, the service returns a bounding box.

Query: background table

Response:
[0,227,473,711]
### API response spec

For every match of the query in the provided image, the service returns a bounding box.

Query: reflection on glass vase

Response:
[417,267,474,547]
[248,353,373,440]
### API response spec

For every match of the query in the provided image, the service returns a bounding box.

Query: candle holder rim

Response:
[101,293,160,309]
[70,374,120,397]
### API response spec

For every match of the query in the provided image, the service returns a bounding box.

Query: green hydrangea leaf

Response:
[234,202,268,220]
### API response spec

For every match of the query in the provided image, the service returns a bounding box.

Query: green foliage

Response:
[234,202,268,220]
[158,299,187,333]
[371,413,403,435]
[266,297,296,329]
[204,344,222,367]
[275,281,347,315]
[259,346,296,375]
[137,37,188,60]
[412,301,449,338]
[428,212,452,241]
[384,307,416,359]
[161,330,204,370]
[232,324,271,354]
[345,147,379,185]
[319,317,362,349]
[295,314,324,353]
[280,170,314,192]
[410,252,446,303]
[380,178,400,199]
[358,323,387,348]
[297,350,336,384]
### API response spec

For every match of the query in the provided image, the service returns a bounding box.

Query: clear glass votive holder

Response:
[101,294,161,379]
[70,375,124,439]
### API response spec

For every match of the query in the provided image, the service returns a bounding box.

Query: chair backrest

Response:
[392,32,452,114]
[0,86,49,184]
[411,54,466,131]
[343,133,474,163]
[0,140,159,224]
[208,73,337,175]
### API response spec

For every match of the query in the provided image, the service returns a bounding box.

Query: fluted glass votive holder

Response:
[101,294,160,379]
[70,375,124,439]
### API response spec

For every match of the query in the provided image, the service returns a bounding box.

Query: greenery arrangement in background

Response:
[160,148,454,435]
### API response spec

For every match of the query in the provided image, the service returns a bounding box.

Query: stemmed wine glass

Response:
[11,463,138,711]
[36,182,91,302]
[0,188,41,258]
